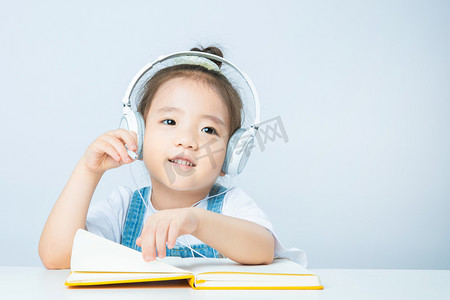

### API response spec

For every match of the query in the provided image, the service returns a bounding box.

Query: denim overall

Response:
[121,184,226,258]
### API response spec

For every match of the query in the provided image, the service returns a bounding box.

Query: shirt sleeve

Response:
[85,186,133,243]
[221,187,274,233]
[221,187,307,267]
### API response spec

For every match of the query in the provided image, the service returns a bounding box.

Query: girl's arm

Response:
[38,161,102,269]
[194,209,275,264]
[38,130,137,269]
[137,207,275,265]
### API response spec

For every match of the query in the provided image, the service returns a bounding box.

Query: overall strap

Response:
[206,183,227,213]
[120,187,150,251]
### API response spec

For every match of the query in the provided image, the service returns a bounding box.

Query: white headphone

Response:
[119,51,261,176]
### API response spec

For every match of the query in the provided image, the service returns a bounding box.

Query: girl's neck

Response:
[149,178,211,210]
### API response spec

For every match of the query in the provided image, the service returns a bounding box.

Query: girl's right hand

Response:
[81,129,138,174]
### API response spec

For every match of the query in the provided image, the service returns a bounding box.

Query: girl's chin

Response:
[161,176,216,193]
[148,162,220,190]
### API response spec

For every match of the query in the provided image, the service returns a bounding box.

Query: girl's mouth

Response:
[168,158,196,167]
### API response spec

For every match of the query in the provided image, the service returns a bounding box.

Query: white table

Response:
[0,267,449,299]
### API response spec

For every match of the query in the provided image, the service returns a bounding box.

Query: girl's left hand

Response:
[136,207,202,261]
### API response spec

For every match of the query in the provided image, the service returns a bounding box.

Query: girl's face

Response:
[143,77,230,192]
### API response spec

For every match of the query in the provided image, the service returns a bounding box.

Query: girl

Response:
[39,47,298,269]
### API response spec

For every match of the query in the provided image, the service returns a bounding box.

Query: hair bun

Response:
[190,46,223,68]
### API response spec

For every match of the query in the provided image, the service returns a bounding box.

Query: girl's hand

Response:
[136,207,202,261]
[81,129,138,174]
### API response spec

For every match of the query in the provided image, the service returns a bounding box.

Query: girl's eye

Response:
[202,127,217,135]
[162,119,176,125]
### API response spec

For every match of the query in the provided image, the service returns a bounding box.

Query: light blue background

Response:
[0,0,449,269]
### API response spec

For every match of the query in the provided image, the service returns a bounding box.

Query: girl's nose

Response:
[174,131,198,150]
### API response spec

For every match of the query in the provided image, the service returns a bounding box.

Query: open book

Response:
[66,229,323,290]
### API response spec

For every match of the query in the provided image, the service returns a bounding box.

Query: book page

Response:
[160,257,315,275]
[67,271,193,285]
[71,229,191,274]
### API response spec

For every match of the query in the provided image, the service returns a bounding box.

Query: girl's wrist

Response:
[77,158,105,178]
[191,207,206,236]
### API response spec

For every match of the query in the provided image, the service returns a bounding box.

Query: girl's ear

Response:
[219,171,226,177]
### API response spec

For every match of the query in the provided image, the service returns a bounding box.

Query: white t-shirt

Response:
[86,186,306,266]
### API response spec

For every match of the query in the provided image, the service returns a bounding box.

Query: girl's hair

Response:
[137,46,243,137]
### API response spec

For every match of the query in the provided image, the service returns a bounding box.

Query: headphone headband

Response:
[122,51,261,126]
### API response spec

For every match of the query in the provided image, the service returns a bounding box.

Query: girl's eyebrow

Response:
[157,106,226,127]
[201,114,225,127]
[157,106,181,113]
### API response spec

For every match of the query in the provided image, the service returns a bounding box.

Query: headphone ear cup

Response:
[222,128,255,175]
[119,109,145,160]
[134,112,145,160]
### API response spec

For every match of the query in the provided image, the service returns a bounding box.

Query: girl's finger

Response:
[155,220,170,258]
[101,135,131,163]
[108,129,138,153]
[167,220,180,249]
[140,222,157,262]
[93,140,121,162]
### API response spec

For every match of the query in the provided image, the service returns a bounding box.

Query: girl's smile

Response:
[169,156,196,168]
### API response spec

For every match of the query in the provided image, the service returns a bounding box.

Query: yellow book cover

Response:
[65,229,323,290]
